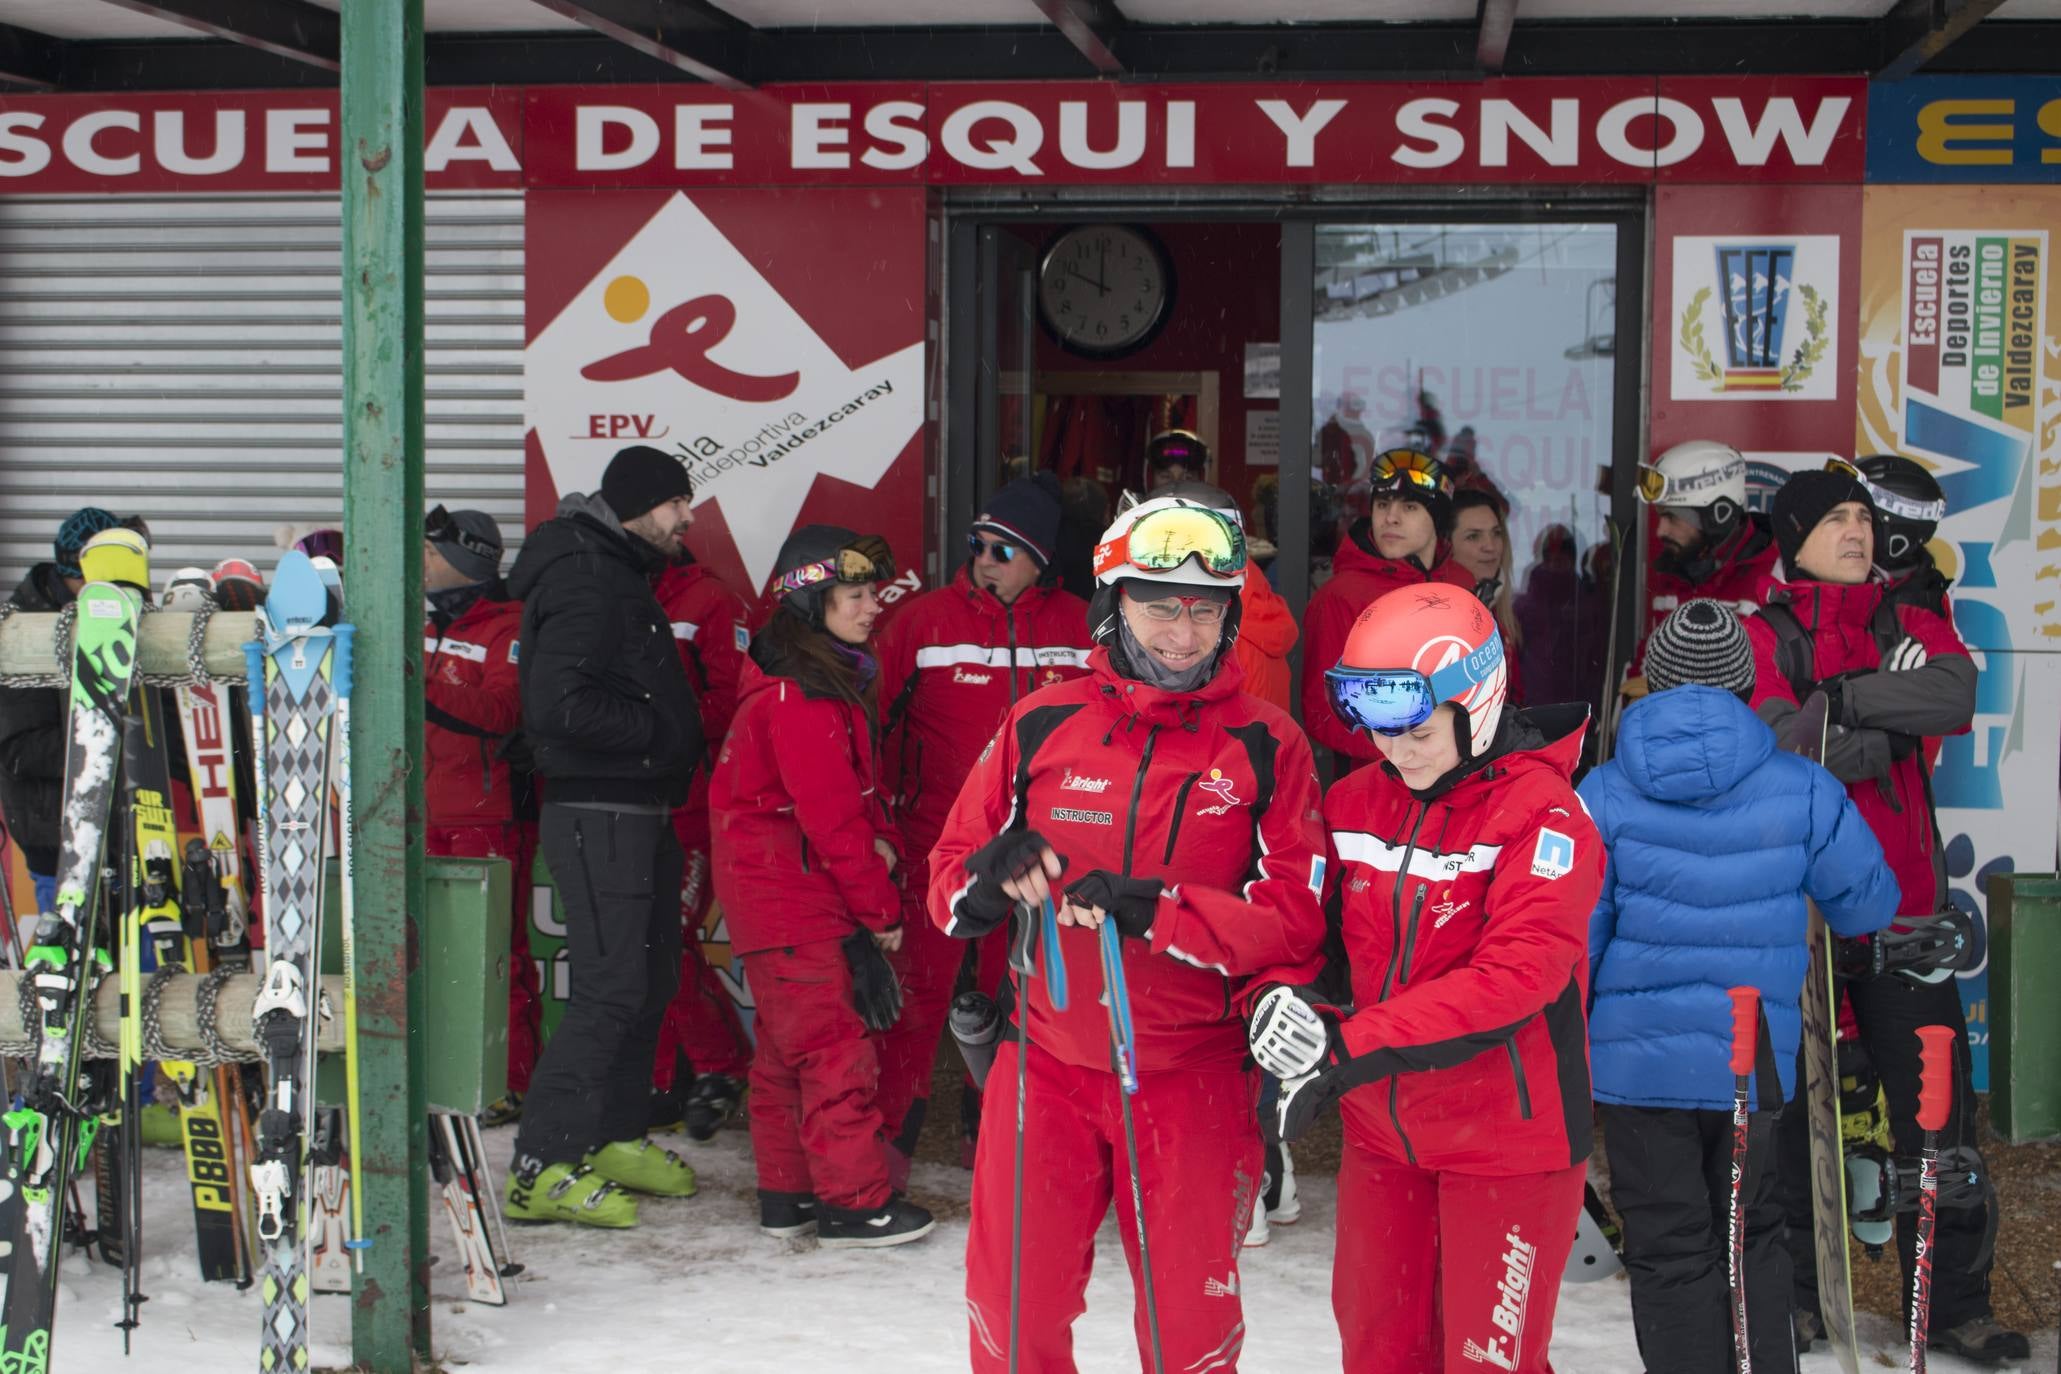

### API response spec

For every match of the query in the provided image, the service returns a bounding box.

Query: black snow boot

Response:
[758,1190,818,1239]
[815,1196,935,1250]
[1928,1316,2031,1366]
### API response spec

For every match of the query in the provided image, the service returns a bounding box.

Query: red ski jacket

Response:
[655,560,752,848]
[1745,577,1974,917]
[1232,574,1297,714]
[876,570,1092,863]
[1321,707,1604,1176]
[1299,530,1476,764]
[1634,520,1779,677]
[423,593,523,827]
[927,649,1328,1075]
[710,657,900,956]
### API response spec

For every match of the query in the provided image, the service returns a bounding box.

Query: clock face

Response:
[1036,225,1173,358]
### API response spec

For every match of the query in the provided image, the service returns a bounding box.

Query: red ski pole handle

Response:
[1727,986,1760,1078]
[1915,1025,1956,1133]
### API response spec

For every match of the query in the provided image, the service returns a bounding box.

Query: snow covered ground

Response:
[46,1126,2058,1373]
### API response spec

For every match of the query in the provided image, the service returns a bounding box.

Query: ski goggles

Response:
[1833,460,1946,524]
[1636,458,1746,506]
[1323,636,1504,736]
[425,504,499,562]
[1369,448,1451,499]
[773,536,895,599]
[1094,504,1245,581]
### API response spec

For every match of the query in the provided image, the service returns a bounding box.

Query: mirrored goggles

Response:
[1369,448,1450,497]
[1094,504,1245,580]
[1323,636,1504,736]
[774,539,895,599]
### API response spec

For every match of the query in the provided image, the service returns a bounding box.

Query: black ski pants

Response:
[515,803,683,1167]
[1777,970,1990,1329]
[1601,1103,1798,1374]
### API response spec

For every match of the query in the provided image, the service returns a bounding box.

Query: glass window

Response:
[1310,222,1619,714]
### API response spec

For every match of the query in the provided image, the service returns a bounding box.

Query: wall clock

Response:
[1036,224,1175,358]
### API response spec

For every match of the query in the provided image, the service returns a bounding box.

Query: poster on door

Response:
[1855,185,2061,1089]
[523,187,928,605]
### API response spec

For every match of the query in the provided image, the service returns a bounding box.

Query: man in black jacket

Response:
[502,446,706,1228]
[0,506,128,909]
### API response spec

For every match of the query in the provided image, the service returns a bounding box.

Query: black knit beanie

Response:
[1645,599,1755,698]
[601,445,694,522]
[972,474,1063,569]
[1771,469,1871,573]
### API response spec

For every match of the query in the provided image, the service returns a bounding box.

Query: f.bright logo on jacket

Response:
[1196,769,1244,817]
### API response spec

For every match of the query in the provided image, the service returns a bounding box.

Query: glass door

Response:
[1306,220,1628,723]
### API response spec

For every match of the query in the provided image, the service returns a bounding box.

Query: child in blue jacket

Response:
[1580,599,1897,1374]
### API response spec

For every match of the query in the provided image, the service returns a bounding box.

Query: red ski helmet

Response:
[1326,583,1509,758]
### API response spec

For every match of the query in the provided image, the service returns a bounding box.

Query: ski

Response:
[244,550,349,1373]
[306,1107,351,1295]
[0,566,143,1369]
[429,1112,517,1306]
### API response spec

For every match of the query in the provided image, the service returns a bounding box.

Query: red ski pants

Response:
[743,938,890,1210]
[427,823,540,1096]
[1334,1141,1585,1374]
[966,1040,1259,1374]
[651,843,752,1087]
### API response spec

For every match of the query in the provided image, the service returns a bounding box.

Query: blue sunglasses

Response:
[967,533,1021,563]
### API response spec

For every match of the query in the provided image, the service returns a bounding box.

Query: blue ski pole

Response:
[1099,917,1162,1373]
[1039,895,1067,1012]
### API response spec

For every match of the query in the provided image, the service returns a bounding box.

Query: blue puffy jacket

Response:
[1579,685,1898,1111]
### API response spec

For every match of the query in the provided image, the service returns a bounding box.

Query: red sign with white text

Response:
[0,78,1867,193]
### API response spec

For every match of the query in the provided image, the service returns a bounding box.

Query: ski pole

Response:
[1099,917,1163,1374]
[331,622,368,1271]
[1907,1024,1955,1374]
[1039,894,1067,1011]
[1005,900,1038,1374]
[1725,986,1759,1374]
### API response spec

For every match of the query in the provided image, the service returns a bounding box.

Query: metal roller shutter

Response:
[0,192,523,589]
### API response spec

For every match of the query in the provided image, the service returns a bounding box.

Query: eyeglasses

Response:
[1094,503,1246,581]
[773,537,896,600]
[1323,636,1504,736]
[1132,595,1228,627]
[425,504,499,561]
[1369,449,1451,498]
[966,534,1020,563]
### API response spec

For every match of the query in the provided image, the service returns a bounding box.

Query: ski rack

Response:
[0,610,259,687]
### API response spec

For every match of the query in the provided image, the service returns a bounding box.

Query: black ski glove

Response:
[1062,870,1162,940]
[953,829,1061,937]
[1816,669,1878,728]
[842,929,903,1032]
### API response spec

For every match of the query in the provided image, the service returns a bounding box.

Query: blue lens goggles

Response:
[1323,636,1504,736]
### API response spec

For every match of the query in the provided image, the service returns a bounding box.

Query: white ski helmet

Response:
[1637,440,1747,541]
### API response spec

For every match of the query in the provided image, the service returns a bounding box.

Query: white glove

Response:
[1248,985,1330,1081]
[1883,636,1929,673]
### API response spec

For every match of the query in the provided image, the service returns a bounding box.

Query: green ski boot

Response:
[586,1138,698,1197]
[505,1159,639,1228]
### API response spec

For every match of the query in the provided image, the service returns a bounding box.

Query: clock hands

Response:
[1065,265,1109,298]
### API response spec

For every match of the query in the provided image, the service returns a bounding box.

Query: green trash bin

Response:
[1986,871,2061,1142]
[320,854,510,1116]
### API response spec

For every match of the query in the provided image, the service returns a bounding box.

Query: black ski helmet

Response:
[768,524,894,627]
[1855,454,1946,574]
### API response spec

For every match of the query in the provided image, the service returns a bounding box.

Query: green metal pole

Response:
[340,0,431,1366]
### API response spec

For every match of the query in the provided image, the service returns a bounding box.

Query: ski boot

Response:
[815,1195,935,1250]
[505,1157,638,1229]
[681,1074,743,1142]
[759,1190,818,1239]
[586,1138,698,1197]
[1928,1316,2031,1366]
[480,1092,524,1128]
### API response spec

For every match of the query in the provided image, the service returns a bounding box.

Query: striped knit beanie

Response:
[1646,599,1755,698]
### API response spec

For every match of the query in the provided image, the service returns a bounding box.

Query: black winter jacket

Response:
[0,564,76,872]
[506,494,703,807]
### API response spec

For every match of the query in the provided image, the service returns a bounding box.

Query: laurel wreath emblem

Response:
[1677,281,1828,393]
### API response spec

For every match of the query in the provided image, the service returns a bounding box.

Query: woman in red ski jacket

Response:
[1299,449,1477,769]
[928,492,1326,1374]
[709,525,935,1251]
[1250,583,1603,1374]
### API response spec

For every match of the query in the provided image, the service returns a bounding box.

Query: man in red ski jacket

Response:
[650,551,755,1138]
[929,492,1326,1373]
[1299,449,1474,771]
[1746,469,2024,1366]
[1630,439,1779,686]
[421,507,541,1101]
[873,475,1092,1170]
